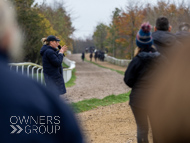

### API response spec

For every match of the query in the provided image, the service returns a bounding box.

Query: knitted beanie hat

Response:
[136,22,153,49]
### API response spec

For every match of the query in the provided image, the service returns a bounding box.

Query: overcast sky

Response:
[34,0,184,39]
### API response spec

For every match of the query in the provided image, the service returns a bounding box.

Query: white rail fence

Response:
[62,57,76,83]
[104,54,131,67]
[9,57,76,84]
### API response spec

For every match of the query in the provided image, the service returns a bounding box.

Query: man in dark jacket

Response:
[0,1,83,142]
[89,52,93,61]
[40,36,67,95]
[81,52,85,61]
[152,16,181,58]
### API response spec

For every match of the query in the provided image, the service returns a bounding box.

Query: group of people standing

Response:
[81,50,105,62]
[94,50,105,62]
[124,17,190,143]
[86,50,105,62]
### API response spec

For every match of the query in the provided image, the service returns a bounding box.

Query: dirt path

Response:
[61,54,153,143]
[61,54,130,103]
[78,102,137,143]
[78,102,153,143]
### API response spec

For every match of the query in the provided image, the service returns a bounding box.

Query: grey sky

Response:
[34,0,184,39]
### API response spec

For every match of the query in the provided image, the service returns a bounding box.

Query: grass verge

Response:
[84,59,125,75]
[62,62,69,68]
[71,91,130,113]
[33,73,45,84]
[65,68,76,87]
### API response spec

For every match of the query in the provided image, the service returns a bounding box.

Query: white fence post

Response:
[27,65,31,77]
[41,69,43,84]
[63,57,76,83]
[9,59,76,85]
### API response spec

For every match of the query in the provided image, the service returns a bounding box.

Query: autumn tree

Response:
[113,2,144,59]
[93,23,108,51]
[10,0,74,64]
[106,8,121,57]
[95,0,190,59]
[11,0,47,63]
[38,1,75,50]
[144,0,190,32]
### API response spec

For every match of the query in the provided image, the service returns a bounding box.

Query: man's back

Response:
[152,30,181,57]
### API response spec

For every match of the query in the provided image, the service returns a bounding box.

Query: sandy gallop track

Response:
[78,102,137,143]
[60,54,150,143]
[61,54,130,103]
[77,102,153,143]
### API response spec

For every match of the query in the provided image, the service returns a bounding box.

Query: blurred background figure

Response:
[89,52,93,61]
[141,21,190,143]
[81,52,85,61]
[85,47,88,53]
[147,34,190,143]
[94,50,98,62]
[100,51,105,62]
[0,1,83,142]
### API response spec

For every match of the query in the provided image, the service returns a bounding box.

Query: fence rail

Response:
[62,57,76,83]
[104,54,131,67]
[9,57,76,84]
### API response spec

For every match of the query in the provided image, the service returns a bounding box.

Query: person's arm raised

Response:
[59,45,68,54]
[46,49,64,67]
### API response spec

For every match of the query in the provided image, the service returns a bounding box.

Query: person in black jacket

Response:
[94,50,98,61]
[152,16,181,58]
[124,22,160,143]
[0,1,83,143]
[40,36,67,95]
[89,52,93,61]
[81,52,85,61]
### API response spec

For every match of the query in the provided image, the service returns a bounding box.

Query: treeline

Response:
[11,0,74,64]
[93,0,190,59]
[73,37,95,53]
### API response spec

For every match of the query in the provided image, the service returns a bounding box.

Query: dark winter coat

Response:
[124,49,161,109]
[0,52,83,143]
[152,30,181,57]
[90,53,93,58]
[81,52,85,59]
[40,45,66,94]
[95,52,98,58]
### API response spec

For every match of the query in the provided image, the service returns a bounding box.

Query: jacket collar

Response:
[47,45,57,51]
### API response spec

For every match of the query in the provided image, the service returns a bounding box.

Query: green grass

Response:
[65,68,76,87]
[62,62,76,87]
[62,62,69,68]
[32,73,45,84]
[85,58,125,75]
[71,91,131,113]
